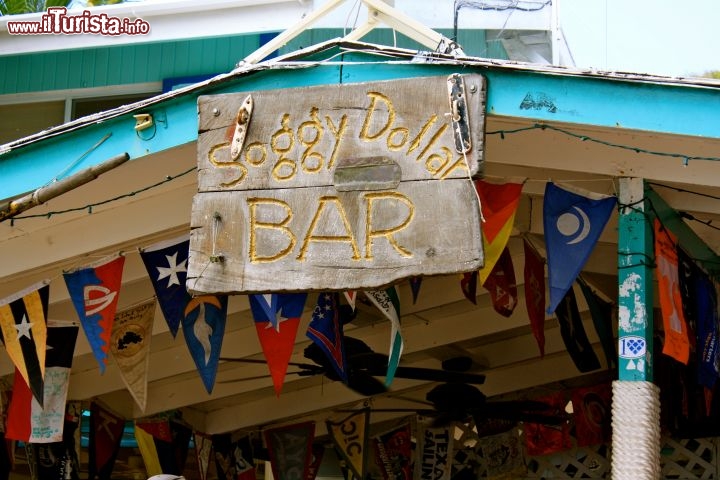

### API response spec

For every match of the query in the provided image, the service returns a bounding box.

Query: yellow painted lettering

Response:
[248,198,296,263]
[325,114,348,170]
[271,114,297,181]
[364,192,414,260]
[425,147,452,176]
[387,127,409,151]
[359,92,395,141]
[208,142,247,187]
[297,196,361,261]
[298,107,324,173]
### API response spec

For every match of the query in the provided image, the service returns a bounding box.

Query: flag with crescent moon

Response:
[543,182,616,314]
[140,234,191,338]
[183,294,228,394]
[64,254,125,374]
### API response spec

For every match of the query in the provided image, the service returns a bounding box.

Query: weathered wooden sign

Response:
[188,74,486,294]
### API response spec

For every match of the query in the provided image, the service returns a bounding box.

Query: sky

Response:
[560,0,720,77]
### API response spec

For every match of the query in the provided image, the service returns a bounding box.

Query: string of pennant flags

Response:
[1,177,719,475]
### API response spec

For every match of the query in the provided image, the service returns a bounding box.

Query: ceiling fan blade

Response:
[220,357,324,373]
[479,401,568,425]
[346,370,388,396]
[392,366,486,384]
[216,370,309,384]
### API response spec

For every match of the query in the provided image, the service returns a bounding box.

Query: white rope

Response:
[611,380,662,480]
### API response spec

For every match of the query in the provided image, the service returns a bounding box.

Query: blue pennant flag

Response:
[140,235,191,337]
[543,182,616,314]
[306,292,347,382]
[249,294,307,328]
[182,295,228,394]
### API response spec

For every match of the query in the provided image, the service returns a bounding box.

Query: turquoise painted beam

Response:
[2,49,720,201]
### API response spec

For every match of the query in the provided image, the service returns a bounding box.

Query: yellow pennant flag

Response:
[327,409,370,480]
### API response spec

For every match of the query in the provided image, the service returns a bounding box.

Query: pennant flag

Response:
[183,294,228,394]
[477,428,526,479]
[135,418,192,477]
[555,285,601,373]
[265,421,315,480]
[25,410,82,480]
[212,432,256,480]
[482,246,518,317]
[571,382,612,447]
[327,410,370,480]
[523,238,546,357]
[524,392,571,456]
[654,219,691,365]
[306,293,348,383]
[193,431,213,480]
[343,291,357,311]
[578,277,617,369]
[678,248,699,348]
[110,299,156,411]
[691,266,719,394]
[372,421,413,480]
[409,277,423,304]
[307,444,325,480]
[0,281,48,408]
[475,179,524,285]
[364,287,403,387]
[140,234,191,337]
[460,271,478,305]
[543,182,616,314]
[249,293,308,396]
[88,402,125,480]
[64,254,125,374]
[6,322,78,443]
[415,420,454,480]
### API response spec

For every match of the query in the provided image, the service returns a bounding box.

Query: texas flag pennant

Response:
[6,321,78,443]
[306,292,348,383]
[483,246,517,318]
[183,295,228,394]
[249,293,308,396]
[475,179,524,285]
[343,291,357,311]
[543,182,616,314]
[654,218,691,365]
[139,234,191,337]
[523,238,546,357]
[64,254,125,374]
[0,280,49,407]
[460,271,478,305]
[364,287,403,387]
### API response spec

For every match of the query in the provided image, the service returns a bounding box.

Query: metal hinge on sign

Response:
[230,95,253,161]
[447,74,472,154]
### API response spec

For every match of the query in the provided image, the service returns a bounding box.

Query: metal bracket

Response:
[447,74,472,154]
[230,95,253,161]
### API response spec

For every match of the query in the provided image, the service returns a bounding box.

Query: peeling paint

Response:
[619,272,641,297]
[619,305,631,331]
[519,92,557,113]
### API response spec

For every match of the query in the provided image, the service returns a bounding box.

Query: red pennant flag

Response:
[265,421,315,480]
[483,246,518,317]
[654,219,691,364]
[306,444,325,480]
[523,239,546,357]
[88,402,125,480]
[571,382,612,447]
[524,391,571,456]
[460,271,478,305]
[373,421,413,480]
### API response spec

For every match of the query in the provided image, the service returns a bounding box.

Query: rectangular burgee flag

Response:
[0,280,48,407]
[265,421,315,480]
[483,246,517,317]
[555,286,601,373]
[654,219,691,364]
[364,287,403,386]
[372,421,413,480]
[88,402,125,480]
[306,293,348,383]
[523,238,546,357]
[64,254,125,374]
[110,299,156,411]
[524,391,571,456]
[182,294,228,393]
[139,234,191,337]
[543,182,616,314]
[326,410,370,480]
[249,293,308,396]
[6,321,78,443]
[571,382,612,447]
[415,420,454,480]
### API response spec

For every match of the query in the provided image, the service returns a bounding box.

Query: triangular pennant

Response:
[5,321,78,443]
[543,182,616,314]
[193,431,213,480]
[327,410,370,480]
[460,271,478,305]
[139,234,191,337]
[477,428,527,478]
[64,254,125,374]
[571,382,612,447]
[306,293,348,382]
[372,421,413,480]
[110,299,156,411]
[0,280,48,407]
[364,287,403,387]
[578,277,617,369]
[307,444,325,480]
[409,277,422,304]
[523,238,546,357]
[555,285,601,373]
[264,422,315,480]
[689,265,720,392]
[182,295,228,394]
[654,218,691,364]
[475,179,524,285]
[414,419,454,480]
[250,293,308,396]
[343,291,357,311]
[482,246,518,317]
[88,402,125,480]
[524,391,571,456]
